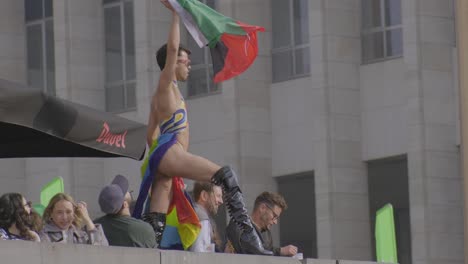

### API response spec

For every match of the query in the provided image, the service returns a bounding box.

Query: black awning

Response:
[0,78,147,160]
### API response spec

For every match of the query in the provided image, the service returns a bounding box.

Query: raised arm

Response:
[159,0,180,90]
[147,0,180,142]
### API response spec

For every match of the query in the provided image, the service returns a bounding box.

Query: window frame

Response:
[361,0,403,64]
[271,0,311,83]
[184,0,220,99]
[25,0,55,95]
[103,0,137,113]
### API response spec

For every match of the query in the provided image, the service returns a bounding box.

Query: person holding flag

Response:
[132,0,271,255]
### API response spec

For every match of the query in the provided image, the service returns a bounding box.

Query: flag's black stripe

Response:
[210,40,229,76]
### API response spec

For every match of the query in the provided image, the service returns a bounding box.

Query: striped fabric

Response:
[0,228,24,241]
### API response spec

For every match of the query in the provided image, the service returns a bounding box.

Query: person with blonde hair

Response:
[40,193,108,245]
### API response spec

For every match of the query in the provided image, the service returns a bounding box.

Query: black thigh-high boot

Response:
[142,212,166,247]
[211,166,273,255]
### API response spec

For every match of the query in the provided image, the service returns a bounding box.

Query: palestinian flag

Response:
[168,0,265,83]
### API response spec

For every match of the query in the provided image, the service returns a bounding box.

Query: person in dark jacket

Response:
[225,192,298,256]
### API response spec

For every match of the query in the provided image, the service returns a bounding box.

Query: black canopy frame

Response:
[0,79,147,160]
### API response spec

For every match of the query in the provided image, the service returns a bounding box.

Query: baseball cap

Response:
[98,174,129,214]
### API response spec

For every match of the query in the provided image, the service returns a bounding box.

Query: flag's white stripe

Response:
[168,0,208,48]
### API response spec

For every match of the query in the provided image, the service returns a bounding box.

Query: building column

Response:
[404,0,462,263]
[455,0,468,263]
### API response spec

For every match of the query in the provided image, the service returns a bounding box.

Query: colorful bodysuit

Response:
[133,81,200,250]
[159,98,188,135]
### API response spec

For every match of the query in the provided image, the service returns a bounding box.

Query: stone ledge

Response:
[0,240,387,264]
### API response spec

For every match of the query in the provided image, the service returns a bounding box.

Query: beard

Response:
[207,200,218,217]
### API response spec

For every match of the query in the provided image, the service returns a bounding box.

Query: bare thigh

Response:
[158,143,220,182]
[150,172,172,212]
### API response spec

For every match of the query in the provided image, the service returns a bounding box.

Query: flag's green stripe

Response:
[177,0,246,47]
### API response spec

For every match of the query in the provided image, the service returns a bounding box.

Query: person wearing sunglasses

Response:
[0,193,40,241]
[225,192,298,256]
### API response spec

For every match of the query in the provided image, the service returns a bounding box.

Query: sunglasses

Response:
[24,201,32,209]
[177,58,191,66]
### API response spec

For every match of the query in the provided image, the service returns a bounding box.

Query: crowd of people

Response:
[0,0,301,258]
[0,174,299,257]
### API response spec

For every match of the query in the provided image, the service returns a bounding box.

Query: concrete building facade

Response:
[0,1,462,264]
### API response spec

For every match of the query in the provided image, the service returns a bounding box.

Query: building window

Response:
[277,173,317,259]
[367,156,412,264]
[185,0,219,98]
[25,0,55,95]
[271,0,310,83]
[362,0,402,63]
[103,0,136,112]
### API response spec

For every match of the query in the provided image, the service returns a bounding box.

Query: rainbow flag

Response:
[168,0,265,83]
[160,177,201,250]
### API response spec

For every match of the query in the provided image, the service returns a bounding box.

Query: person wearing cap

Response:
[94,175,156,248]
